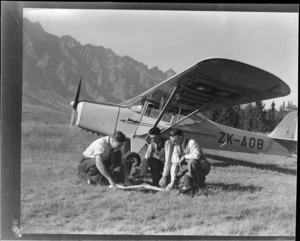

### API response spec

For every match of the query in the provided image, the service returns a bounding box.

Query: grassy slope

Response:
[20,122,297,236]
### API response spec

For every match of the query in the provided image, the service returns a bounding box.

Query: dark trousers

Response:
[181,159,211,187]
[78,151,124,185]
[148,157,169,187]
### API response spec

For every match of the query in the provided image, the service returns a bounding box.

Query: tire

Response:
[124,152,141,175]
[124,152,141,167]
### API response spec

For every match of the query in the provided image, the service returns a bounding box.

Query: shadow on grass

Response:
[206,154,296,176]
[207,182,263,194]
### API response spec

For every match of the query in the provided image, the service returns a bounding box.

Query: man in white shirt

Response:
[166,128,211,196]
[139,127,173,187]
[78,131,130,187]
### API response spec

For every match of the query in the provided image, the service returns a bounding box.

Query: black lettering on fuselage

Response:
[257,139,264,149]
[249,138,256,148]
[227,134,233,145]
[241,136,247,147]
[241,136,264,149]
[218,132,226,144]
[219,132,264,150]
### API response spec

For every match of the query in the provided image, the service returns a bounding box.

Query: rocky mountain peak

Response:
[60,35,81,48]
[22,18,177,123]
[23,17,44,33]
[165,68,177,79]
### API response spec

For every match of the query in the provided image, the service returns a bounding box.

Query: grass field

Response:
[20,121,297,236]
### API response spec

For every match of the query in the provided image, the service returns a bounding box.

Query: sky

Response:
[23,7,298,109]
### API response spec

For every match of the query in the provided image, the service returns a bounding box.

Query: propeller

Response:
[69,109,76,128]
[69,77,82,128]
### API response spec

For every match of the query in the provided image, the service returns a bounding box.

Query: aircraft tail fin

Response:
[268,111,298,141]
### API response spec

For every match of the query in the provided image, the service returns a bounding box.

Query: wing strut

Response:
[161,99,217,135]
[144,86,179,141]
[132,100,150,137]
[176,105,182,122]
[152,86,179,129]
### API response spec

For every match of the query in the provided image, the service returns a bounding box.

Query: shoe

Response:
[179,185,193,196]
[179,175,193,195]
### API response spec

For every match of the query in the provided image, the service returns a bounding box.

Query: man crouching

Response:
[78,131,130,188]
[167,128,211,196]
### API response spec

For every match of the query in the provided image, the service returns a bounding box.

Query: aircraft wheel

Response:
[124,152,141,167]
[124,152,141,175]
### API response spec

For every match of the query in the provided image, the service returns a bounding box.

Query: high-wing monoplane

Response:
[69,58,298,166]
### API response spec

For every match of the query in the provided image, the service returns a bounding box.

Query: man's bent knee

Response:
[187,159,199,168]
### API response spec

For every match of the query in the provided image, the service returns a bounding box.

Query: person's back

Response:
[83,136,110,159]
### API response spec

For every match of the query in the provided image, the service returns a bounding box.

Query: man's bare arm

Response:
[95,154,116,186]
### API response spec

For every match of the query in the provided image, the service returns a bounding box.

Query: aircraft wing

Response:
[121,58,290,115]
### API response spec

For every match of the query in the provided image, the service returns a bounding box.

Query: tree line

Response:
[203,101,298,133]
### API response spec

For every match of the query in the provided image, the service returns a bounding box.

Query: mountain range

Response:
[22,18,176,123]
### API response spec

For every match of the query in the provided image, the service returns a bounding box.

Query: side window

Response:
[144,104,159,118]
[144,104,174,124]
[162,112,174,124]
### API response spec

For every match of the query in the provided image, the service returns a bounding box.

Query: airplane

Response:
[69,58,298,169]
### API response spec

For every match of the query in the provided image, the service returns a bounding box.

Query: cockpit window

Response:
[144,104,174,124]
[131,102,175,124]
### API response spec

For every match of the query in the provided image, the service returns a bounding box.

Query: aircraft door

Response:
[115,107,143,138]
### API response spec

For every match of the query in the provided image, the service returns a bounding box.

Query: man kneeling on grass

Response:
[78,131,130,188]
[166,128,211,196]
